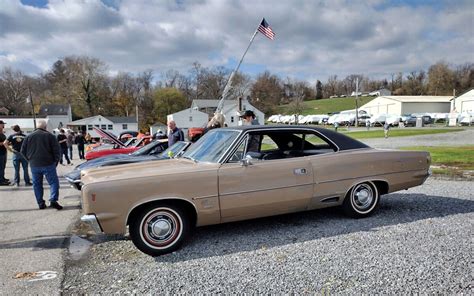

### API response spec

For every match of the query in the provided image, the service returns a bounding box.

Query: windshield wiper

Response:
[182,156,198,163]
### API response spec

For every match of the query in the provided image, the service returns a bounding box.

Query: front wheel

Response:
[343,181,379,218]
[129,204,191,256]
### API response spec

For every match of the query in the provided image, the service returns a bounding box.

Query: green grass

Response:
[276,96,376,115]
[399,146,474,169]
[341,128,464,139]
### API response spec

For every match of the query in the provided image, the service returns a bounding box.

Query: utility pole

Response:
[27,88,37,129]
[355,77,359,127]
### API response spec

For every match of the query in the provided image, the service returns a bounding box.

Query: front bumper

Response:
[81,214,103,233]
[65,176,82,190]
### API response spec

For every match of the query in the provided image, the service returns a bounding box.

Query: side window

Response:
[260,135,278,152]
[228,137,247,163]
[303,133,337,153]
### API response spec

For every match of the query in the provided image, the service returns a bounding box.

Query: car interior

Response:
[228,130,338,163]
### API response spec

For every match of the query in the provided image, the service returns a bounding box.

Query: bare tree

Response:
[0,67,30,115]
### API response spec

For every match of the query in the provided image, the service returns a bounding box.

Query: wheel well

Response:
[127,199,197,227]
[372,180,389,195]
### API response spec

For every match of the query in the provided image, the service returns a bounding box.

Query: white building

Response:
[451,89,474,113]
[360,95,453,116]
[190,99,264,126]
[67,115,137,137]
[0,104,72,136]
[166,108,209,129]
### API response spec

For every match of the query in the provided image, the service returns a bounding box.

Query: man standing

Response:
[4,125,31,187]
[75,131,86,160]
[21,120,63,210]
[167,120,184,147]
[66,131,75,160]
[57,129,72,165]
[0,120,9,186]
[240,110,260,125]
[383,122,390,139]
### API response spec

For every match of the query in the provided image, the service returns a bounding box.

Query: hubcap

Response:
[151,219,172,238]
[352,184,374,210]
[141,209,181,248]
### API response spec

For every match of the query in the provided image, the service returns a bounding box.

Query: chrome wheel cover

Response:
[140,208,182,250]
[351,183,377,214]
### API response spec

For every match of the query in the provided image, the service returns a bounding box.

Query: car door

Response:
[218,133,314,223]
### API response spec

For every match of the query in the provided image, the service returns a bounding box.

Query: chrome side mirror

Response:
[240,154,253,167]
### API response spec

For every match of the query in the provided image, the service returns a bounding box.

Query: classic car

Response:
[85,128,152,160]
[65,140,192,190]
[80,126,431,256]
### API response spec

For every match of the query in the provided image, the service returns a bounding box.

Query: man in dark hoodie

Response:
[21,120,63,210]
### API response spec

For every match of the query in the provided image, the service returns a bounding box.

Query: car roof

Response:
[219,125,370,151]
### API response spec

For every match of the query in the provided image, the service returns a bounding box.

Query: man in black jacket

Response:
[21,120,63,210]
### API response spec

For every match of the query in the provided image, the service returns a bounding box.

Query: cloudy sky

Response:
[0,0,472,82]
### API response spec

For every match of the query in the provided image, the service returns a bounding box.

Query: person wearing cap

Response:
[4,125,31,187]
[0,120,9,185]
[240,110,260,125]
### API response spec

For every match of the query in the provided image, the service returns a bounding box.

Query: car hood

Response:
[81,158,218,186]
[66,155,162,182]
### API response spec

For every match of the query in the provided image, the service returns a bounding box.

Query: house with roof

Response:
[360,95,453,116]
[67,115,137,137]
[451,89,474,113]
[0,104,72,135]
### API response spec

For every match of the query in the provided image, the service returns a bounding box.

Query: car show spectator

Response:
[167,120,184,146]
[76,131,86,160]
[4,125,31,187]
[21,120,63,210]
[57,129,72,165]
[85,132,92,144]
[67,131,75,160]
[384,122,390,138]
[0,120,9,186]
[240,110,259,125]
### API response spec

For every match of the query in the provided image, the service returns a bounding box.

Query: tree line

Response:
[0,56,472,130]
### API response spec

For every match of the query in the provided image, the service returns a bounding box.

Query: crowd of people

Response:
[0,110,258,210]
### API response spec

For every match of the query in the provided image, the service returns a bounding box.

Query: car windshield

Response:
[158,141,189,158]
[182,129,240,163]
[131,141,161,156]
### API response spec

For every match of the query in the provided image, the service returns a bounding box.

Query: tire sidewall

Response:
[344,181,379,218]
[130,204,190,256]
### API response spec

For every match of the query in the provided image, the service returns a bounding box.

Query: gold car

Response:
[80,126,431,256]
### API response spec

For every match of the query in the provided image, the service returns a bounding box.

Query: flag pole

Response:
[216,19,262,113]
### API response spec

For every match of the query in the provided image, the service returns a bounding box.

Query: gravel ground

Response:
[62,178,473,294]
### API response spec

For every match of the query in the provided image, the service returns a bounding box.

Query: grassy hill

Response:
[276,96,376,115]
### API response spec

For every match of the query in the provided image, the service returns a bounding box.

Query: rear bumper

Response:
[81,214,103,233]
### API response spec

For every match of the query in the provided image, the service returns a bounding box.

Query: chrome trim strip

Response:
[192,195,218,200]
[81,214,103,233]
[320,196,340,203]
[220,182,314,197]
[317,169,427,184]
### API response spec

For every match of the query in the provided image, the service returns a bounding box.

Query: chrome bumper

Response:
[65,177,82,190]
[81,214,103,233]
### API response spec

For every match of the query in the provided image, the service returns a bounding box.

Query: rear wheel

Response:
[343,181,379,218]
[129,204,191,256]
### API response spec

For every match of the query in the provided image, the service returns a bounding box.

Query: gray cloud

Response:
[0,0,472,82]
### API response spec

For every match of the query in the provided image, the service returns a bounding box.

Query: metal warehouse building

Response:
[360,95,453,115]
[451,89,474,113]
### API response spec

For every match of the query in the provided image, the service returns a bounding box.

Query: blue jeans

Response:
[68,146,73,160]
[0,154,6,182]
[31,164,60,205]
[12,153,31,184]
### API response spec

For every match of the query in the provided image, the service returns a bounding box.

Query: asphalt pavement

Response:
[0,152,82,295]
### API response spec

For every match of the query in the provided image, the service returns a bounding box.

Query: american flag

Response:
[258,18,275,40]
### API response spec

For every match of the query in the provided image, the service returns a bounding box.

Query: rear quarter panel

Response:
[308,148,430,209]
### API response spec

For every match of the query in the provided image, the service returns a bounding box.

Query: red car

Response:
[85,128,152,160]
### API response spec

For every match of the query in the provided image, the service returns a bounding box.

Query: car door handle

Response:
[294,168,307,175]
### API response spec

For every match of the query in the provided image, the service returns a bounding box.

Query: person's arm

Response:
[20,137,28,159]
[3,138,13,152]
[51,135,61,164]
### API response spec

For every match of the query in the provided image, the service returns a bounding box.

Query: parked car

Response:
[404,115,433,127]
[65,140,192,190]
[80,126,431,256]
[85,127,152,160]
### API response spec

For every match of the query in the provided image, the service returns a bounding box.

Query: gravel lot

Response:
[63,178,473,294]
